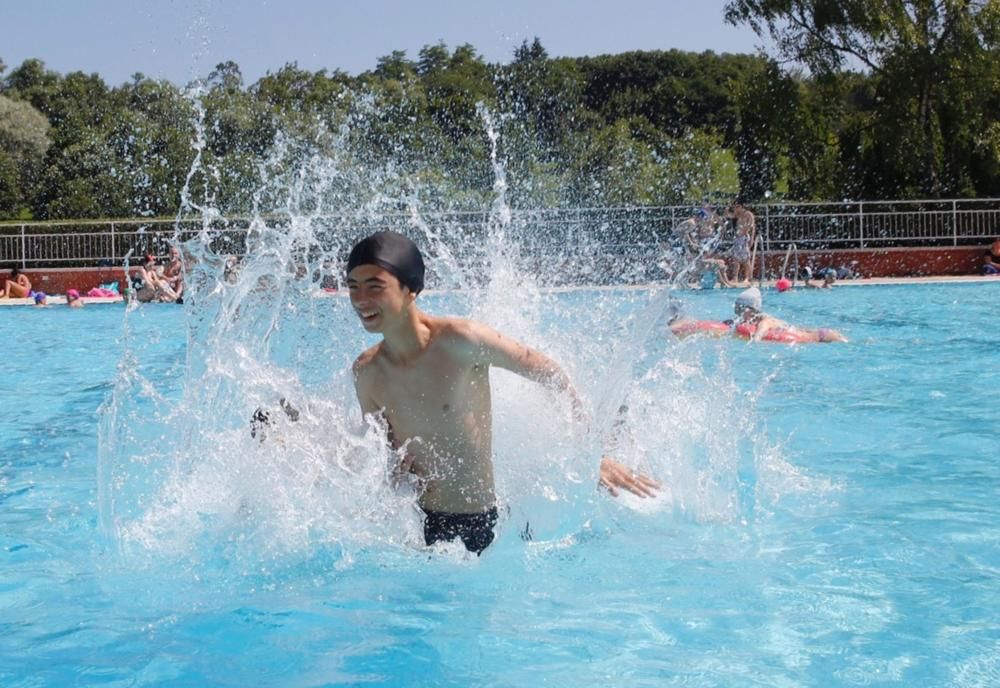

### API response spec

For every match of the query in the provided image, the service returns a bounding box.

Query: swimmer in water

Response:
[65,289,84,308]
[669,317,733,338]
[346,231,659,555]
[665,299,733,339]
[732,287,847,343]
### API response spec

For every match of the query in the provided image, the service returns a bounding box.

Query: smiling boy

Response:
[347,231,658,555]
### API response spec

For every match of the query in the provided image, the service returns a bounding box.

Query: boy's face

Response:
[347,264,413,332]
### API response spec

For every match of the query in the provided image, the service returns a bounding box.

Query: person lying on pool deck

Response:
[732,287,847,343]
[0,267,32,299]
[346,231,660,555]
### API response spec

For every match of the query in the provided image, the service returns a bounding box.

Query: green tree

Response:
[0,94,51,218]
[2,59,61,113]
[354,51,427,167]
[783,71,871,201]
[420,43,494,142]
[725,0,1000,198]
[566,117,728,206]
[192,61,277,214]
[577,50,766,142]
[497,39,585,158]
[109,75,196,216]
[3,59,199,219]
[14,67,126,218]
[730,59,793,201]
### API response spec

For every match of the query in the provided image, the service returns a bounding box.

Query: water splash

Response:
[97,95,811,580]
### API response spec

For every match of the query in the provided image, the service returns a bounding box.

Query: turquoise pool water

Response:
[2,282,999,686]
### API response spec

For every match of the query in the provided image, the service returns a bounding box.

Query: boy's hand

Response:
[599,457,661,498]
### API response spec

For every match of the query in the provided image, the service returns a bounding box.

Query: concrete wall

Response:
[759,245,988,278]
[0,267,137,295]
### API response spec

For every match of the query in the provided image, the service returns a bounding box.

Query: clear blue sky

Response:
[2,0,766,86]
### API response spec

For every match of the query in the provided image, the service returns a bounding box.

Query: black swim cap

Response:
[346,231,425,294]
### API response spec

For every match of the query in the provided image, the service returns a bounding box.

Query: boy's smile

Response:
[347,264,412,332]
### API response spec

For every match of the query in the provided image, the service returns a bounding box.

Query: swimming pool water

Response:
[2,283,999,687]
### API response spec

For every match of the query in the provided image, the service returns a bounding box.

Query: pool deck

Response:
[0,296,123,307]
[1,275,997,307]
[662,274,1000,293]
[817,274,1000,286]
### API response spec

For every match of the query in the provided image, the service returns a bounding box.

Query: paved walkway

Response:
[0,296,123,307]
[743,274,1000,289]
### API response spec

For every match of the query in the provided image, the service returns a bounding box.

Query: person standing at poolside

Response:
[676,210,734,288]
[706,208,738,287]
[347,231,659,555]
[726,203,756,285]
[0,267,32,299]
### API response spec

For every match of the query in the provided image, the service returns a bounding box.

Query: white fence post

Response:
[952,200,958,246]
[764,203,770,253]
[858,202,865,249]
[20,224,26,269]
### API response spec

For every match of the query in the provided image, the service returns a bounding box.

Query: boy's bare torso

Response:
[354,316,497,514]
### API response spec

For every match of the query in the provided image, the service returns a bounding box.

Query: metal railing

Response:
[758,198,999,250]
[781,244,800,282]
[1,199,998,271]
[751,234,765,288]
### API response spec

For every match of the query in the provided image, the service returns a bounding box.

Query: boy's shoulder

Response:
[352,342,383,375]
[427,316,504,361]
[430,315,477,336]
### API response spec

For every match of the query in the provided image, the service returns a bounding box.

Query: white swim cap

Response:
[735,286,762,311]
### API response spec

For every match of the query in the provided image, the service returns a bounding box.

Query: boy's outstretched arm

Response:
[464,321,661,498]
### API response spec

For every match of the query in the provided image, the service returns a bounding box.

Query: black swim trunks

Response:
[423,507,499,555]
